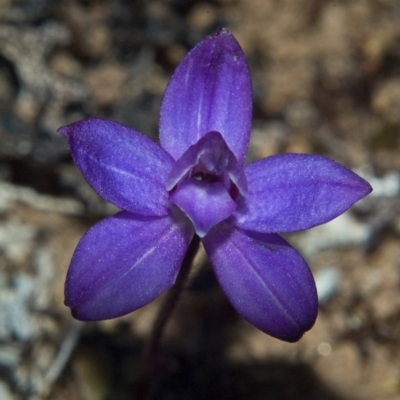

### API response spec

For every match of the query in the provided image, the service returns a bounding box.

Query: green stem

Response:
[135,234,201,398]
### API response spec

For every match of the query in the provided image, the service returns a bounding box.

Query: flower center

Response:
[192,171,220,183]
[166,131,247,237]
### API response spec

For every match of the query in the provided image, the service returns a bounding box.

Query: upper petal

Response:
[203,224,318,342]
[232,154,372,233]
[159,29,252,163]
[65,210,193,321]
[59,118,174,216]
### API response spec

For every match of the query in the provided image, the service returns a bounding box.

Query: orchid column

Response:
[59,29,371,343]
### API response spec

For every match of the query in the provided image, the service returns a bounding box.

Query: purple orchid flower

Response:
[59,29,371,342]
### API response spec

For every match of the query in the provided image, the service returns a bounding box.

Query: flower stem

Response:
[134,234,201,398]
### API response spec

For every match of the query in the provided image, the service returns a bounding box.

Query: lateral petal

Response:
[232,154,372,233]
[65,210,193,321]
[159,29,252,163]
[59,118,174,216]
[203,224,318,342]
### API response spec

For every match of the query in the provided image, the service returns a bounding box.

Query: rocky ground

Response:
[1,0,400,399]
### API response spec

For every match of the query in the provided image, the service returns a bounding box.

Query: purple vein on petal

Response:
[59,118,174,217]
[223,232,301,328]
[159,29,252,163]
[65,210,193,321]
[203,224,318,342]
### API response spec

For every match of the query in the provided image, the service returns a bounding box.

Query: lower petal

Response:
[203,224,318,342]
[65,210,193,321]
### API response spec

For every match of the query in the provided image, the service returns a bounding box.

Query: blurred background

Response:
[1,0,400,399]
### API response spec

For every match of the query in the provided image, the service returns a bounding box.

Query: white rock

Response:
[297,212,370,257]
[315,267,340,304]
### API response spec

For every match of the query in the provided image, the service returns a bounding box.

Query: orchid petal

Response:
[232,154,372,233]
[169,179,237,238]
[59,118,174,217]
[203,224,318,342]
[65,210,193,321]
[167,131,247,196]
[160,29,252,163]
